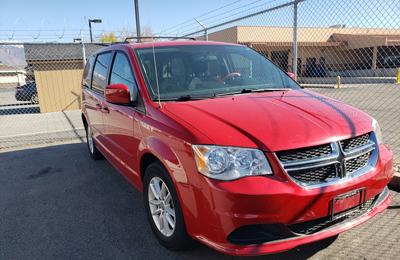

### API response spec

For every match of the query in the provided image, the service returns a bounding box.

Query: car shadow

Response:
[174,235,338,260]
[0,106,40,115]
[0,102,34,107]
[2,141,399,259]
[0,142,343,260]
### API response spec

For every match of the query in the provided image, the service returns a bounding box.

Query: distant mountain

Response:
[0,41,27,66]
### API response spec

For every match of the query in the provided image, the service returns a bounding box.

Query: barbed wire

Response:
[0,17,135,41]
[0,18,78,40]
[162,0,282,35]
[161,0,244,34]
[0,0,289,41]
[163,0,264,34]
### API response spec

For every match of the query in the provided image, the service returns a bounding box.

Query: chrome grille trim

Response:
[341,140,374,157]
[276,132,378,189]
[340,133,370,152]
[276,143,332,162]
[280,143,339,169]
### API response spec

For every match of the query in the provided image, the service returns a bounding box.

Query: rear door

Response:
[84,52,112,146]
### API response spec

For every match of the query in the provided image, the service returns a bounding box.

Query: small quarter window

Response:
[92,52,111,93]
[82,56,95,88]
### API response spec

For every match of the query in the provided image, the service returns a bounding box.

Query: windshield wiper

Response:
[216,88,291,97]
[178,94,216,101]
[156,94,215,102]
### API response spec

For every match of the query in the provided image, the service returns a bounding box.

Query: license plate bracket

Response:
[331,188,366,221]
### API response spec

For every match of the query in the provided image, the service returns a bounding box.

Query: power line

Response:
[163,0,281,35]
[165,0,281,35]
[162,0,243,33]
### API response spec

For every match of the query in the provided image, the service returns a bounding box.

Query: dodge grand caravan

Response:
[81,40,394,256]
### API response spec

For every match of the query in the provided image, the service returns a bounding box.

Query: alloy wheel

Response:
[148,177,176,237]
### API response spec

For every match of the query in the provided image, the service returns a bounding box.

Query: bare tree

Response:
[120,24,156,42]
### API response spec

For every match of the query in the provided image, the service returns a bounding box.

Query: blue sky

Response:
[0,0,239,41]
[0,0,398,42]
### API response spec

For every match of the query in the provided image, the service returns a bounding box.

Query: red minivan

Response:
[81,40,393,256]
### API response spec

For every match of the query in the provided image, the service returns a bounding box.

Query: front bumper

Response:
[179,144,393,256]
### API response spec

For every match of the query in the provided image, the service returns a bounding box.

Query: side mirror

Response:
[286,72,296,80]
[287,72,296,80]
[105,84,135,105]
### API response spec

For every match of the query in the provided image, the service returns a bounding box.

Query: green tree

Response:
[99,31,118,42]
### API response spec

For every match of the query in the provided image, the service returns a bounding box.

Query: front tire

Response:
[143,161,192,251]
[85,123,103,160]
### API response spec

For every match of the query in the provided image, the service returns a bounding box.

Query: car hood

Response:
[164,89,373,152]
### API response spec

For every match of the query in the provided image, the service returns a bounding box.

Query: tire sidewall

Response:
[31,93,38,104]
[85,123,102,160]
[143,162,188,249]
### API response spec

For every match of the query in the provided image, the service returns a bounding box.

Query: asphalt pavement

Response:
[1,140,399,260]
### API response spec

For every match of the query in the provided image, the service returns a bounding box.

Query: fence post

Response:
[80,30,86,68]
[194,18,208,41]
[292,1,299,80]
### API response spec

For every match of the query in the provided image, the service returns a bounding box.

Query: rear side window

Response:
[110,52,137,101]
[82,56,95,87]
[92,52,111,93]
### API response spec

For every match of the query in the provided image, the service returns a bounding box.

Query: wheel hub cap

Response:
[148,177,176,237]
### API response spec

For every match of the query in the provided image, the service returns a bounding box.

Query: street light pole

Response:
[89,19,102,43]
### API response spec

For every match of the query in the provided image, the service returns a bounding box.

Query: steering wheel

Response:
[222,72,241,82]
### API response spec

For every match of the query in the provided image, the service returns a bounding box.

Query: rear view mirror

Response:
[105,84,135,105]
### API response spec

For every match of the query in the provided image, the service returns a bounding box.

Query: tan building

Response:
[203,26,400,77]
[23,43,109,113]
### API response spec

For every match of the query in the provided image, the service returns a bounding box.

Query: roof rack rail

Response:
[111,41,129,45]
[124,36,196,42]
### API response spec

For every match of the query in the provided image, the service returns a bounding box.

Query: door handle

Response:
[102,107,110,114]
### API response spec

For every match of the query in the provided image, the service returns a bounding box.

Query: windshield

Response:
[135,44,300,100]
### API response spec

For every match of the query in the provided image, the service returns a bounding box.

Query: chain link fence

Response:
[0,0,399,162]
[177,0,399,161]
[0,43,110,148]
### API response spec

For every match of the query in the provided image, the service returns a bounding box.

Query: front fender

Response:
[140,136,188,184]
[139,136,203,239]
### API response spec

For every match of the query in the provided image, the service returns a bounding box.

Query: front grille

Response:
[288,196,376,235]
[289,164,336,183]
[276,143,332,162]
[276,132,376,188]
[340,133,370,152]
[345,153,369,174]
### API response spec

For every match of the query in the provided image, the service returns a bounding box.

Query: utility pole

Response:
[81,30,86,68]
[292,1,299,80]
[134,0,141,42]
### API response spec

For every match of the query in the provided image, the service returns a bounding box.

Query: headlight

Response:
[192,145,273,181]
[371,117,383,146]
